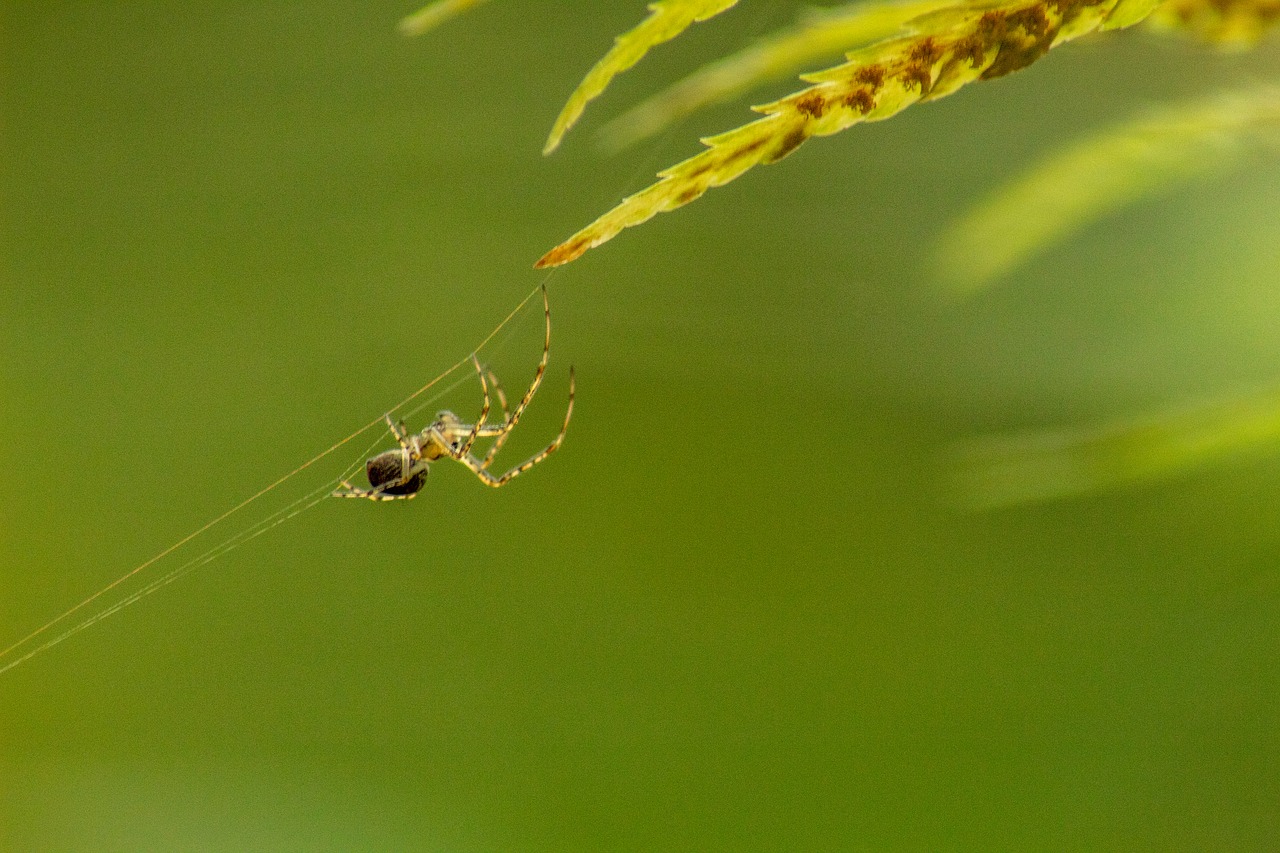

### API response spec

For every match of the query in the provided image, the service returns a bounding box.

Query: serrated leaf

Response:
[399,0,492,36]
[1146,0,1280,48]
[955,386,1280,509]
[599,0,957,152]
[933,84,1280,292]
[543,0,742,155]
[536,0,1162,269]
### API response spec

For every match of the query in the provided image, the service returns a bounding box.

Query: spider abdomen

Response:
[366,451,426,496]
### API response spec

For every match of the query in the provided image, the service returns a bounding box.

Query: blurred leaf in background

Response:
[957,383,1280,508]
[933,83,1280,292]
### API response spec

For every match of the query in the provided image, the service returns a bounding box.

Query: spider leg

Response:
[501,283,553,437]
[331,479,420,501]
[454,366,574,488]
[385,414,410,447]
[463,283,554,472]
[480,367,512,470]
[454,355,492,459]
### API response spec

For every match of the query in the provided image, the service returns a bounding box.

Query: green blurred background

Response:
[3,2,1280,850]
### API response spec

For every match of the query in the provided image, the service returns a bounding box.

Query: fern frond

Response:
[598,0,957,152]
[543,0,742,156]
[956,386,1280,508]
[1146,0,1280,48]
[536,0,1161,269]
[399,0,492,36]
[933,84,1280,292]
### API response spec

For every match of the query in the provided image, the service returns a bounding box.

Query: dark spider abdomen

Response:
[366,452,427,496]
[379,472,426,496]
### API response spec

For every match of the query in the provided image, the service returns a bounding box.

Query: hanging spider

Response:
[333,285,574,500]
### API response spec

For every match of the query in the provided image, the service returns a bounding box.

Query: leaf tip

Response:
[536,227,603,268]
[544,102,583,155]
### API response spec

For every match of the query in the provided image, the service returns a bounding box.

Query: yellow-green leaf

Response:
[399,0,492,36]
[599,0,958,152]
[537,0,1162,269]
[1146,0,1280,48]
[933,84,1280,292]
[543,0,741,155]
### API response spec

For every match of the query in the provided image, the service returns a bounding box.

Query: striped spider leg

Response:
[333,285,574,500]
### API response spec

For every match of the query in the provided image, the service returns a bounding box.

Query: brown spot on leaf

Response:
[764,127,809,164]
[952,35,988,67]
[855,65,886,89]
[675,186,704,206]
[1049,0,1100,16]
[794,92,827,119]
[1009,5,1053,37]
[981,8,1057,79]
[721,135,769,168]
[977,9,1008,35]
[981,41,1052,77]
[909,37,944,65]
[842,87,876,114]
[684,159,715,181]
[900,65,934,94]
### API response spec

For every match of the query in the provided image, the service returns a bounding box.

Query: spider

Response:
[333,285,574,500]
